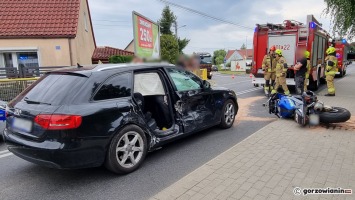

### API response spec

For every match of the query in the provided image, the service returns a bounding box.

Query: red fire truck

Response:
[251,15,332,91]
[334,38,350,77]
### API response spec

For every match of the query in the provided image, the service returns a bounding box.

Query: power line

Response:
[157,0,253,30]
[93,24,131,27]
[93,19,129,22]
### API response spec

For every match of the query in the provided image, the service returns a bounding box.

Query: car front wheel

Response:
[105,125,147,174]
[219,99,236,129]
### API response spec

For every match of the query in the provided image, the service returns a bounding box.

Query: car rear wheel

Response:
[105,125,147,174]
[219,100,236,129]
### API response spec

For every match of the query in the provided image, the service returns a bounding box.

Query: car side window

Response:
[93,73,132,101]
[167,68,202,91]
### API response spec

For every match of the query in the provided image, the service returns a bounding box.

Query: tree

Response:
[109,55,133,63]
[324,0,355,39]
[160,34,179,64]
[212,49,227,65]
[158,6,190,53]
[177,38,190,54]
[240,43,246,50]
[215,56,224,66]
[159,6,176,35]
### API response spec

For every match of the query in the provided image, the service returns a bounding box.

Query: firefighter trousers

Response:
[264,72,276,92]
[326,75,335,94]
[271,76,289,95]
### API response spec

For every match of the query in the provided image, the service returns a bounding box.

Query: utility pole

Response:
[174,21,178,38]
[174,21,179,53]
[245,36,247,60]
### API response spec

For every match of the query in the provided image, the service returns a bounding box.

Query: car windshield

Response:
[14,74,87,106]
[200,56,212,64]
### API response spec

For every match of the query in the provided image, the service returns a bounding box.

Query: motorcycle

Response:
[264,91,351,126]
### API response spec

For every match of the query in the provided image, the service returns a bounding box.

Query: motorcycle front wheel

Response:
[319,107,351,124]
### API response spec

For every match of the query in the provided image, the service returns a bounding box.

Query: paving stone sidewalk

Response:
[150,66,355,200]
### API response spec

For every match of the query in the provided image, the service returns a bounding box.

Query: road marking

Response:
[236,87,263,95]
[0,152,12,158]
[218,80,251,86]
[0,149,13,159]
[0,149,9,154]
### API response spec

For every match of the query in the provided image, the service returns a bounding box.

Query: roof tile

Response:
[92,47,134,60]
[0,0,81,38]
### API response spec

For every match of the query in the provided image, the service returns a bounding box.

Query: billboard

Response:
[132,11,160,59]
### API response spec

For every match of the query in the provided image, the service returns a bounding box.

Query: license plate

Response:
[12,118,33,132]
[309,114,319,125]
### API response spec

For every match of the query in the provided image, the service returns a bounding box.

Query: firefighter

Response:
[324,47,337,96]
[271,49,290,95]
[262,46,276,96]
[303,51,311,92]
[293,48,308,95]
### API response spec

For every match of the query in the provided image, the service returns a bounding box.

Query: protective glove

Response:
[326,66,332,71]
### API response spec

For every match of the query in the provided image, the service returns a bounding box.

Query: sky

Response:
[88,0,334,54]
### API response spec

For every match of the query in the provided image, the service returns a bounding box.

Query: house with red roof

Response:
[224,50,243,64]
[92,47,134,64]
[237,49,253,66]
[0,0,96,69]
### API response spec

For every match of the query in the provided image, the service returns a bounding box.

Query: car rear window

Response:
[19,74,87,105]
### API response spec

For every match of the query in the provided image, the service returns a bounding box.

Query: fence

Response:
[0,66,68,79]
[0,78,39,102]
[0,66,68,102]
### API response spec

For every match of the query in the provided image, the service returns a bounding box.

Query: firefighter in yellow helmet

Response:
[271,49,290,95]
[324,47,337,96]
[262,46,277,96]
[303,51,311,92]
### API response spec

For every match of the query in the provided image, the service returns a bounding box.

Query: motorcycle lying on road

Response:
[264,91,351,126]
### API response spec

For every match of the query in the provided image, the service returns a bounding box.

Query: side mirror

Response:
[202,80,211,89]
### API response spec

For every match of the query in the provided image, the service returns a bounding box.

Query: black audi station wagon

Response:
[4,63,238,174]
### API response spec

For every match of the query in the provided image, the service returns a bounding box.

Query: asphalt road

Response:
[0,67,352,200]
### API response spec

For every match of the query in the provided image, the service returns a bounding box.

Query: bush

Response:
[109,55,134,63]
[160,34,179,64]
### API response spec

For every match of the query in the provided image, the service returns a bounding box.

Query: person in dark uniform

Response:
[293,48,308,95]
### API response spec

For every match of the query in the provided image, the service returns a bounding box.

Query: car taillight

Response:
[34,114,82,130]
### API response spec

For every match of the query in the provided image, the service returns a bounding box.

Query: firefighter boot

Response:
[264,86,270,96]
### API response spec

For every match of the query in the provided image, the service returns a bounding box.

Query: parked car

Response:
[212,65,219,72]
[0,100,6,140]
[4,63,238,174]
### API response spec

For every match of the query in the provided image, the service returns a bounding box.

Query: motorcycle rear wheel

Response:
[319,107,351,124]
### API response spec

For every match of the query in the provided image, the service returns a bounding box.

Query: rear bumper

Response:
[3,128,109,169]
[251,77,297,85]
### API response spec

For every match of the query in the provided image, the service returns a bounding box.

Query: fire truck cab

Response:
[251,15,331,91]
[195,52,213,79]
[334,38,350,77]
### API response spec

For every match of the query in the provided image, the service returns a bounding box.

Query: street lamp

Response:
[174,23,187,38]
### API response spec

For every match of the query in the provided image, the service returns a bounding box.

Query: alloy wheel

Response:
[116,131,144,169]
[224,103,235,125]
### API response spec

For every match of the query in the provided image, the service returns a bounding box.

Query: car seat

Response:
[133,93,157,130]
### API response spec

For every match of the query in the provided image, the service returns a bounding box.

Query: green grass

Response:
[218,70,247,75]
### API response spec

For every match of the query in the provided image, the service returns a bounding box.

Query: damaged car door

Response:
[166,68,215,134]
